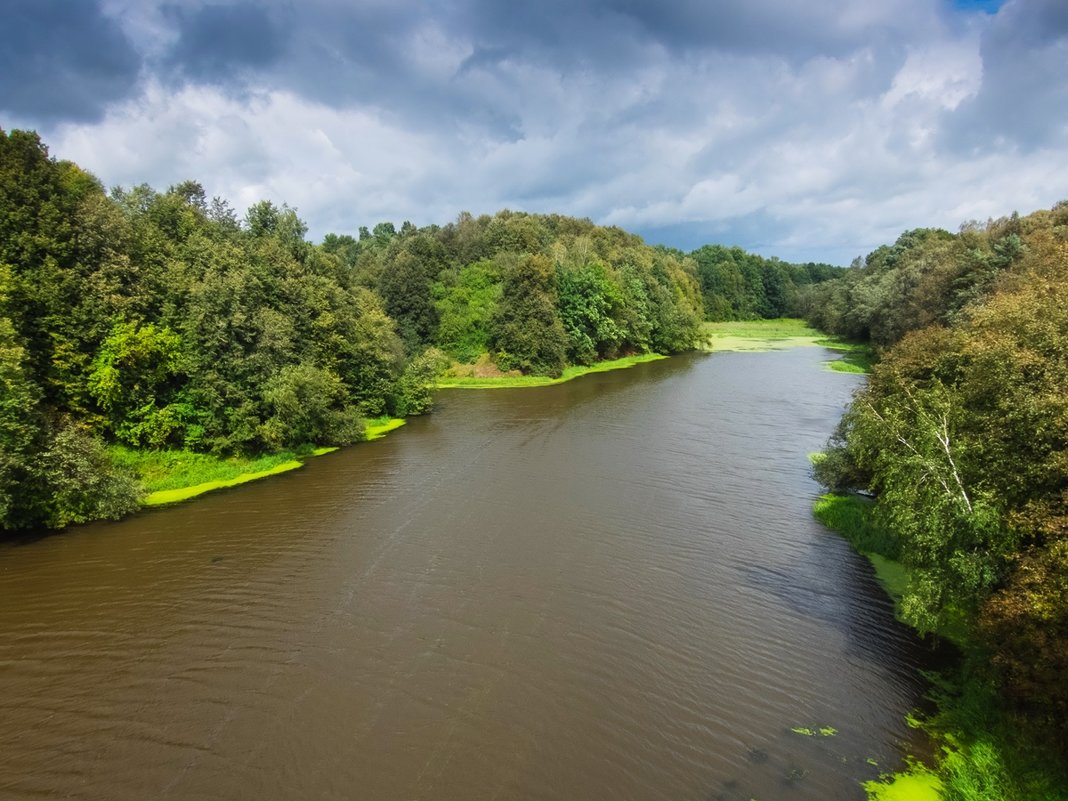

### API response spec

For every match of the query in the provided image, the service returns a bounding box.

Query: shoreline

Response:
[130,352,669,509]
[136,323,854,509]
[813,490,1065,800]
[435,353,668,389]
[134,419,405,508]
[701,319,873,373]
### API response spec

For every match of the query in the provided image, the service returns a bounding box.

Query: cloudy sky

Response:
[2,0,1066,264]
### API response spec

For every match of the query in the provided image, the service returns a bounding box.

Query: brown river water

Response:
[0,349,930,801]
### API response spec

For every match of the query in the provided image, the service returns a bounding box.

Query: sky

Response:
[1,0,1066,265]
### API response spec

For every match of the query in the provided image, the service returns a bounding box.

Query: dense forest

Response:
[810,203,1068,772]
[691,244,841,320]
[0,129,836,532]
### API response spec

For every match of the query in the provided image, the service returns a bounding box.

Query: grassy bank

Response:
[701,318,826,351]
[112,417,405,507]
[813,494,907,601]
[814,492,1068,801]
[701,319,874,373]
[436,353,668,389]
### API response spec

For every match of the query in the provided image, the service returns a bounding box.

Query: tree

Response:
[261,363,361,448]
[36,422,142,529]
[490,254,567,376]
[87,321,187,448]
[433,259,501,362]
[556,263,623,364]
[377,234,444,352]
[0,313,41,527]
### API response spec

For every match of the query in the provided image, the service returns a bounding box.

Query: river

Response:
[0,348,929,801]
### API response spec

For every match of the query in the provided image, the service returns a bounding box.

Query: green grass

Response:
[700,318,825,351]
[813,493,900,560]
[704,318,823,339]
[819,338,876,373]
[365,416,406,440]
[110,446,312,495]
[111,416,408,507]
[435,353,667,389]
[701,319,875,373]
[143,461,304,505]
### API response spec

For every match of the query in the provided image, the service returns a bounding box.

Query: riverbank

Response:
[814,493,1068,801]
[111,417,406,508]
[702,319,873,373]
[110,352,674,512]
[436,353,668,388]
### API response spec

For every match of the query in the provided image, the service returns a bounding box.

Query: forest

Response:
[809,203,1068,789]
[1,129,836,532]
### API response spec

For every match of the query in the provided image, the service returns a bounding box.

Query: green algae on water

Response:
[864,763,942,801]
[790,725,838,737]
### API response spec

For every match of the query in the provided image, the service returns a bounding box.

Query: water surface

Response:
[0,349,928,800]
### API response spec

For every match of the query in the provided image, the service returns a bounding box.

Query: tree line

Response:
[690,243,840,320]
[811,202,1068,750]
[4,129,836,532]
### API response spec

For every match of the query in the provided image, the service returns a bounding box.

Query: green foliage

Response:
[980,539,1068,743]
[433,259,501,362]
[377,233,444,351]
[0,314,41,525]
[261,363,363,448]
[36,423,142,528]
[813,202,1068,787]
[490,253,568,376]
[843,377,1014,633]
[556,262,624,364]
[691,244,841,321]
[88,320,186,447]
[391,347,448,416]
[805,223,1029,348]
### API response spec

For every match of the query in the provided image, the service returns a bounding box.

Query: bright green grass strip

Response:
[436,353,667,389]
[145,460,304,506]
[814,493,909,621]
[116,418,404,509]
[110,446,309,493]
[827,360,869,374]
[365,417,406,440]
[813,493,900,559]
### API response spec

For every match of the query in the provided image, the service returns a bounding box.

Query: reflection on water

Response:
[0,349,928,801]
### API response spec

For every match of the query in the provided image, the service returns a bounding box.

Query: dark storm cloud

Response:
[0,0,141,124]
[943,0,1068,152]
[162,1,289,84]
